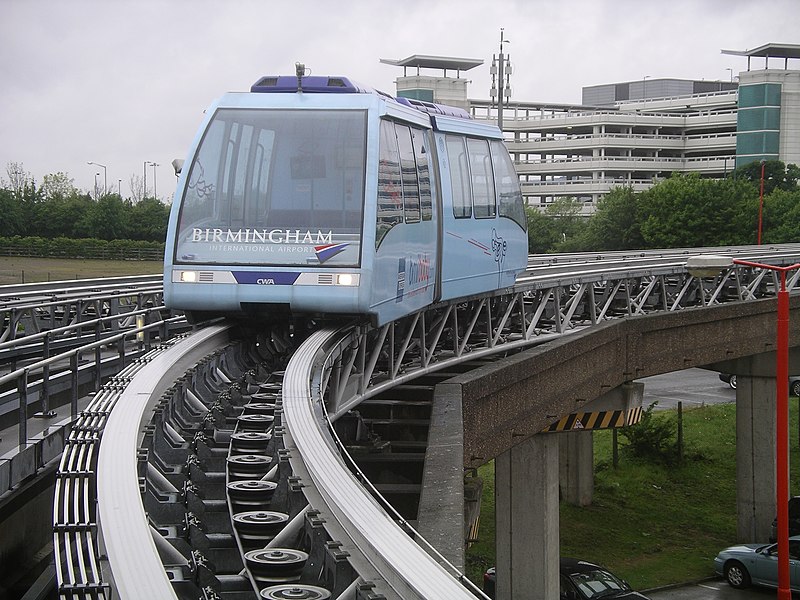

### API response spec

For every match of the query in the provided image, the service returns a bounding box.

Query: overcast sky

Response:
[2,0,798,201]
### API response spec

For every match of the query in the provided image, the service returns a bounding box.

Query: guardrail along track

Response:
[0,275,163,345]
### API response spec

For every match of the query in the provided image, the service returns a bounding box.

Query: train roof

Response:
[250,74,472,121]
[251,75,376,94]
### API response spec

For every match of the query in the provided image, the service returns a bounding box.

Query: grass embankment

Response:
[466,401,800,591]
[0,256,162,285]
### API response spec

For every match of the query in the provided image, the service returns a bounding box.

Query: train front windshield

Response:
[174,108,366,268]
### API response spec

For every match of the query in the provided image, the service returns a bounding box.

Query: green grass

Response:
[0,256,162,285]
[466,400,800,591]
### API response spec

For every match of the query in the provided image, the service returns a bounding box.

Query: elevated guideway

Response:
[5,246,800,598]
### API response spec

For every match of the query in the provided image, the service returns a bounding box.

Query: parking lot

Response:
[649,579,780,599]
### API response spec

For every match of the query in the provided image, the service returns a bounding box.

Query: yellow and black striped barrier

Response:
[543,406,643,433]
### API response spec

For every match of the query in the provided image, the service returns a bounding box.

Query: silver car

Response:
[714,536,800,591]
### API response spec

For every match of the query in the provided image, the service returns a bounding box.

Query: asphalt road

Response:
[641,367,735,411]
[649,579,782,599]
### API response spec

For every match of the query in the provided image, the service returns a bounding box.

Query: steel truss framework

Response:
[320,260,800,420]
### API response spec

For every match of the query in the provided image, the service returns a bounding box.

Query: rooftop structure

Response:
[380,54,482,110]
[722,42,800,68]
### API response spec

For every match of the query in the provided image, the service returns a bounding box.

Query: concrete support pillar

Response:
[736,374,778,541]
[417,383,465,570]
[559,432,593,506]
[556,382,643,507]
[495,434,559,600]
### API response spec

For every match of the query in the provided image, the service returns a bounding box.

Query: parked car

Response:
[719,373,800,396]
[770,496,800,542]
[714,535,800,591]
[483,558,651,599]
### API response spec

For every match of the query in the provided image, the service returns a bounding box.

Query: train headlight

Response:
[179,270,198,283]
[336,273,356,286]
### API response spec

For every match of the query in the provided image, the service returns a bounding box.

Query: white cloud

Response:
[1,0,798,198]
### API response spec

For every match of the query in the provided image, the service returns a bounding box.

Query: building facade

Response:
[383,44,800,213]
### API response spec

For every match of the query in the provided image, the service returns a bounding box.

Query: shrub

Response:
[619,402,677,463]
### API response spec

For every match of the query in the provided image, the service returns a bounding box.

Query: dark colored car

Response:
[719,373,800,396]
[483,558,651,599]
[769,496,800,542]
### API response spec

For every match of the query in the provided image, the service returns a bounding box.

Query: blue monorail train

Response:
[164,72,528,326]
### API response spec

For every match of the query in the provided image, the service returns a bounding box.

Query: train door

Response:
[371,119,438,324]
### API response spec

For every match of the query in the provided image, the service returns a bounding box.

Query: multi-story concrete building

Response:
[383,43,800,214]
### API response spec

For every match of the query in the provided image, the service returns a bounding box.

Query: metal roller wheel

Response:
[227,479,277,509]
[249,392,281,402]
[238,413,275,431]
[231,431,272,453]
[232,510,289,542]
[257,382,283,393]
[227,454,271,480]
[259,584,331,599]
[244,402,278,415]
[245,548,309,581]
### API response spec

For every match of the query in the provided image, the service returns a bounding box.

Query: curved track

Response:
[282,327,477,599]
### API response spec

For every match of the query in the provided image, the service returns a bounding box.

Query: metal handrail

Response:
[5,312,184,447]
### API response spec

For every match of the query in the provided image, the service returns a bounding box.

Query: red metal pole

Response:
[758,161,765,245]
[732,259,800,599]
[776,269,791,600]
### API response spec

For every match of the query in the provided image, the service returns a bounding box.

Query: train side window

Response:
[468,138,496,219]
[446,135,471,218]
[376,120,403,248]
[490,139,526,230]
[396,125,421,223]
[413,129,433,221]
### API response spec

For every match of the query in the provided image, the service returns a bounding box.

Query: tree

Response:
[32,193,95,238]
[128,197,171,241]
[544,197,589,251]
[731,160,798,195]
[0,188,25,236]
[41,172,77,201]
[762,187,800,243]
[5,161,31,198]
[82,194,130,240]
[637,173,755,248]
[526,206,561,253]
[129,174,148,203]
[576,186,644,251]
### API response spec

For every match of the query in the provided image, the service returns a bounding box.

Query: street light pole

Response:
[758,160,766,245]
[147,161,160,199]
[87,161,107,196]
